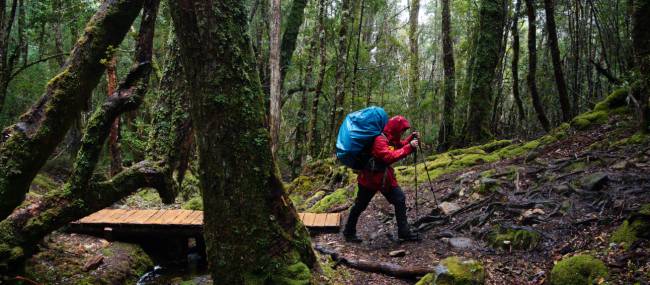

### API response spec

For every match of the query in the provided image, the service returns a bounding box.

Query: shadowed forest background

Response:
[0,0,649,284]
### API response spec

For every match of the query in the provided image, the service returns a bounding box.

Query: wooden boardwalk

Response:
[69,209,341,238]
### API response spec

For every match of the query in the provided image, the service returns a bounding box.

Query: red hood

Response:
[383,116,410,144]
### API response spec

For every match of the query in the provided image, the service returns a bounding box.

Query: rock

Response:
[447,237,476,250]
[82,255,104,271]
[579,172,609,191]
[389,250,406,257]
[521,208,545,218]
[488,228,540,250]
[611,160,629,170]
[439,202,461,215]
[416,256,485,285]
[550,255,608,285]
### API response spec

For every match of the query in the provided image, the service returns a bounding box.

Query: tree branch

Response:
[9,53,69,81]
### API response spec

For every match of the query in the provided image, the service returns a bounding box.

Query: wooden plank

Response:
[187,211,202,225]
[169,210,193,224]
[302,213,317,227]
[298,213,305,221]
[146,210,168,224]
[313,214,327,227]
[104,209,129,224]
[157,209,183,225]
[79,209,112,223]
[142,210,164,224]
[324,213,340,227]
[125,210,158,224]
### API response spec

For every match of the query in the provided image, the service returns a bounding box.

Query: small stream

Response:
[137,253,211,285]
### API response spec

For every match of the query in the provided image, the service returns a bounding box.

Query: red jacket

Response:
[358,116,415,191]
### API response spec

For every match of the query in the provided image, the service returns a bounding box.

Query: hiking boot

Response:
[343,233,363,243]
[398,232,421,242]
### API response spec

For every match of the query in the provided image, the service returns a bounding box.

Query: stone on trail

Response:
[439,202,461,215]
[416,256,485,285]
[389,249,406,257]
[444,237,477,250]
[579,172,609,191]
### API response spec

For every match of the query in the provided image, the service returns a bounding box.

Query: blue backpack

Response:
[336,107,388,170]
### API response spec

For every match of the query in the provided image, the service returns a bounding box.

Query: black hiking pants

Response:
[343,185,410,236]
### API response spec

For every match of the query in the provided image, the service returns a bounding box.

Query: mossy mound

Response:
[416,256,485,285]
[287,159,357,211]
[308,187,356,213]
[29,174,60,195]
[550,255,608,285]
[488,228,540,250]
[611,204,650,248]
[26,233,153,285]
[571,87,631,130]
[181,196,203,210]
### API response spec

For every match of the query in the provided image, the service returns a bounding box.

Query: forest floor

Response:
[308,116,650,284]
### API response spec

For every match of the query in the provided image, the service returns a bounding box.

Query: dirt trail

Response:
[312,120,650,284]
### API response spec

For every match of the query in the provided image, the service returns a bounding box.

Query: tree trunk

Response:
[0,1,169,278]
[511,0,526,122]
[107,56,123,177]
[307,0,327,159]
[0,0,19,114]
[525,0,551,132]
[632,0,650,132]
[408,0,420,111]
[0,0,145,221]
[330,0,353,150]
[438,0,455,152]
[465,0,507,143]
[544,0,572,122]
[169,1,317,283]
[270,0,281,158]
[280,0,309,83]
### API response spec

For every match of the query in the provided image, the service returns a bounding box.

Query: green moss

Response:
[611,220,639,247]
[611,204,650,248]
[182,196,203,210]
[30,174,60,195]
[416,257,485,285]
[550,255,608,285]
[613,132,650,147]
[571,110,608,130]
[308,188,355,213]
[564,161,587,172]
[488,228,540,250]
[594,87,629,112]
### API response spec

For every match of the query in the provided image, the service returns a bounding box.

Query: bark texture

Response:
[169,1,317,283]
[465,0,507,143]
[0,0,144,221]
[438,0,455,151]
[270,0,282,157]
[632,0,650,132]
[544,0,571,122]
[511,0,526,121]
[525,0,551,132]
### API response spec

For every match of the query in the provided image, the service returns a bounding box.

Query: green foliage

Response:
[488,227,540,250]
[550,255,608,285]
[417,256,485,285]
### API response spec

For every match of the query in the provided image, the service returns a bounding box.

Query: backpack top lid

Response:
[336,106,389,168]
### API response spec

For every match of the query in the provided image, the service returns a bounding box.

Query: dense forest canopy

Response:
[0,0,649,283]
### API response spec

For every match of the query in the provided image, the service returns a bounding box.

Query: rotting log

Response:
[0,0,145,221]
[314,244,434,279]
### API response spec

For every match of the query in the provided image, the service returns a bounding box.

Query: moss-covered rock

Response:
[416,256,485,285]
[181,196,203,210]
[29,174,60,195]
[488,228,540,250]
[611,204,650,248]
[308,187,356,213]
[549,255,608,285]
[25,233,153,285]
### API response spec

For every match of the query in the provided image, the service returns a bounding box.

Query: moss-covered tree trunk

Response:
[330,0,353,149]
[0,1,176,279]
[525,0,551,132]
[632,0,650,132]
[307,0,327,159]
[280,0,309,83]
[169,1,317,284]
[0,0,144,221]
[465,0,507,143]
[438,0,455,152]
[511,0,526,121]
[270,0,282,157]
[544,0,572,122]
[408,0,420,111]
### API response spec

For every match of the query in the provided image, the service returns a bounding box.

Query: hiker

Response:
[343,115,420,243]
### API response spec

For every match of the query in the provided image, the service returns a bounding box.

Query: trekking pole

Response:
[413,145,419,237]
[418,143,440,210]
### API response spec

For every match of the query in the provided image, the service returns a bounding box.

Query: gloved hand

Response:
[409,139,419,148]
[411,131,420,141]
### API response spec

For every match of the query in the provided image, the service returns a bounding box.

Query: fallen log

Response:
[314,244,434,279]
